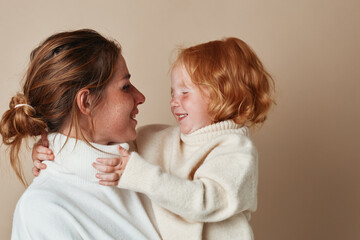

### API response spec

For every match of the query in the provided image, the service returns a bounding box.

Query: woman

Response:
[0,29,160,240]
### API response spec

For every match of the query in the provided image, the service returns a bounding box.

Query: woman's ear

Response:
[76,88,92,116]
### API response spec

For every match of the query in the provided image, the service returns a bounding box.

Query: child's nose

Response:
[170,96,179,107]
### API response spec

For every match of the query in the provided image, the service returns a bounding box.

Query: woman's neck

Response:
[59,121,111,145]
[44,133,128,183]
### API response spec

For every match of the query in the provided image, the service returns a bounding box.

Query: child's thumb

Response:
[41,132,49,147]
[117,145,129,156]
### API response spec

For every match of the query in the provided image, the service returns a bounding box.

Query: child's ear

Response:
[76,88,92,116]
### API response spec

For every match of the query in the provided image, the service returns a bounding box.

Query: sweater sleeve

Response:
[118,138,258,223]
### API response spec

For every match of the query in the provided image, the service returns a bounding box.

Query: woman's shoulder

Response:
[12,181,63,231]
[15,181,60,213]
[12,180,82,238]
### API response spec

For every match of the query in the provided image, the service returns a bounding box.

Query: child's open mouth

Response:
[177,113,188,120]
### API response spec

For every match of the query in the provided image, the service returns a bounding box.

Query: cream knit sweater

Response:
[12,133,160,240]
[119,120,258,240]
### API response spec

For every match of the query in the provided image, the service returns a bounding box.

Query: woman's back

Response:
[12,133,160,240]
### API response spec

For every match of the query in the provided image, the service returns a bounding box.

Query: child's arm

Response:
[94,141,257,223]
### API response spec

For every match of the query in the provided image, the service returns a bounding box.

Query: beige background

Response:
[1,0,359,239]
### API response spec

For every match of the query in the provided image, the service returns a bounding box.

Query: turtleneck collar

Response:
[42,133,129,183]
[180,120,249,145]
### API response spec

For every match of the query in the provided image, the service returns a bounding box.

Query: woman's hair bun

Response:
[1,93,46,145]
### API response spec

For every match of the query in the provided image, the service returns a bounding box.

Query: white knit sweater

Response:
[120,120,258,240]
[11,133,160,240]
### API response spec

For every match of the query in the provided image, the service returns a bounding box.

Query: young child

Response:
[34,37,275,240]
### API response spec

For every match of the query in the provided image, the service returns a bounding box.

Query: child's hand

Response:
[93,145,130,186]
[32,133,54,176]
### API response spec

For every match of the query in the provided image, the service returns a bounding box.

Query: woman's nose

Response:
[134,87,146,105]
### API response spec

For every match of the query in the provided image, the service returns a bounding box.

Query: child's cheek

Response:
[183,94,191,100]
[181,95,191,106]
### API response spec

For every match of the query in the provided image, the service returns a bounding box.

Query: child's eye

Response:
[182,91,188,95]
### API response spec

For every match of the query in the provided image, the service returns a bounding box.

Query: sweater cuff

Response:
[118,152,160,192]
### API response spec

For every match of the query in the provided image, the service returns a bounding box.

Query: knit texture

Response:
[119,120,258,240]
[11,133,160,240]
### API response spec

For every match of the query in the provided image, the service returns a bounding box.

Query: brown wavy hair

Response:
[174,37,275,127]
[0,29,121,185]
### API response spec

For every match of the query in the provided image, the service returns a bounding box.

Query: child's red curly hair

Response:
[174,37,275,127]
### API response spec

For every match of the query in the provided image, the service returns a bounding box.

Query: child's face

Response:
[170,64,212,134]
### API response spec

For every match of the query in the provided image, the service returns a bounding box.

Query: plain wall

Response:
[0,0,359,239]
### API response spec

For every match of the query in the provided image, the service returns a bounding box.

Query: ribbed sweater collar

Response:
[180,120,249,145]
[44,133,128,183]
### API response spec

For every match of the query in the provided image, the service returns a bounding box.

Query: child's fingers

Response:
[99,180,119,186]
[95,173,120,181]
[92,162,116,173]
[41,133,49,148]
[117,145,130,157]
[32,166,40,177]
[34,152,54,162]
[96,157,120,166]
[34,160,47,170]
[36,145,53,155]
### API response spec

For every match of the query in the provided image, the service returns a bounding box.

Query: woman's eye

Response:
[122,84,131,91]
[182,91,188,95]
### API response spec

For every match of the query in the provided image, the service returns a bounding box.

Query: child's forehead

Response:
[171,78,194,91]
[171,64,193,87]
